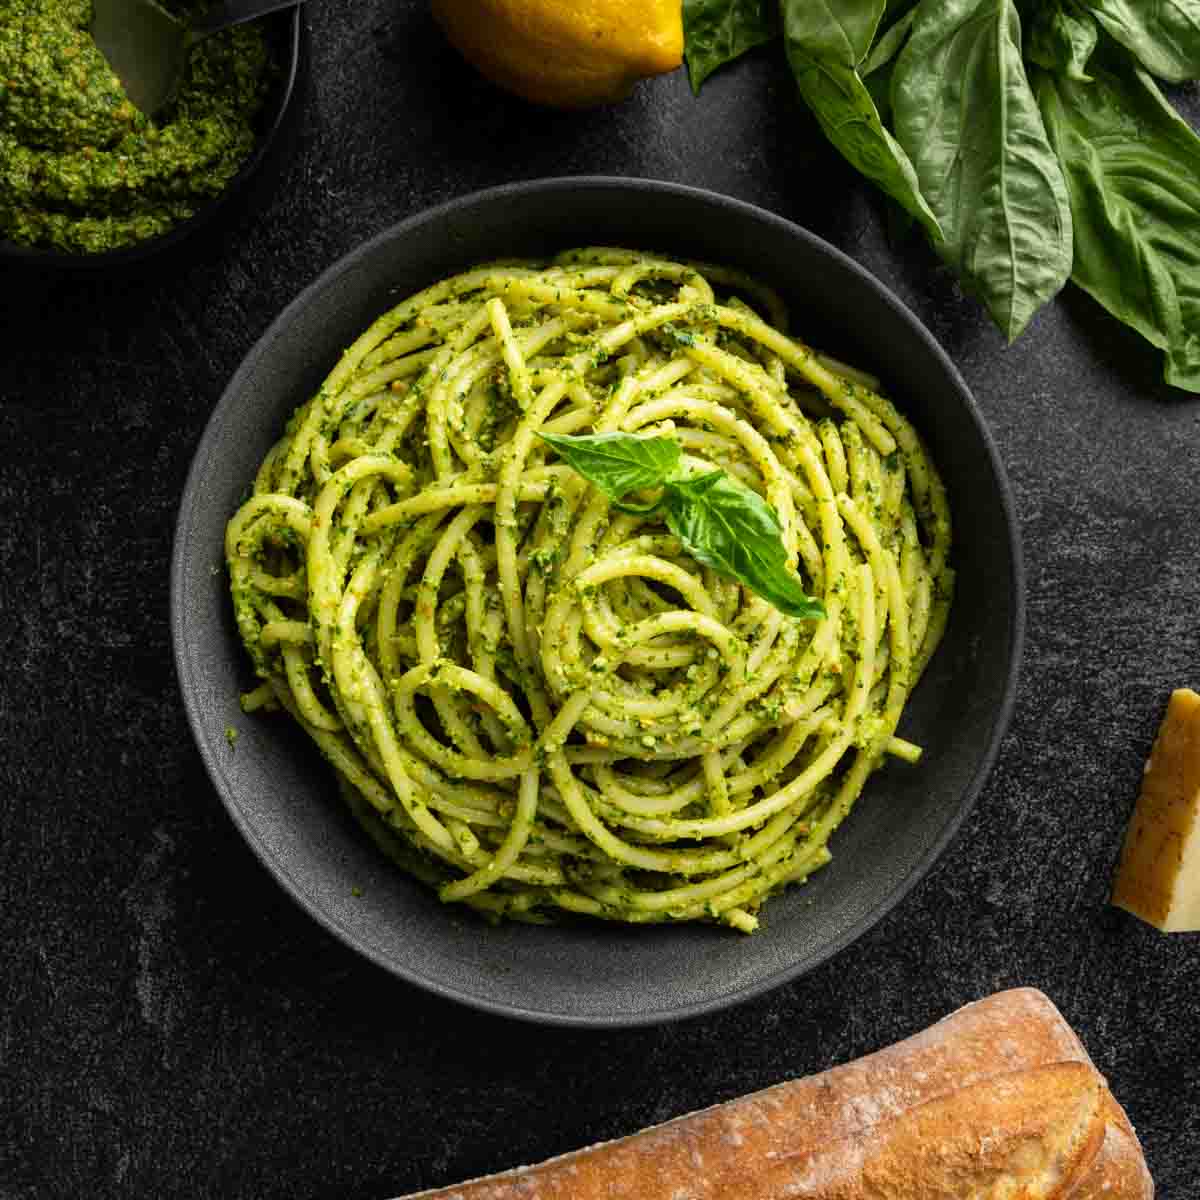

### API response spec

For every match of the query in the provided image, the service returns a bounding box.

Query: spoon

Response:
[91,0,306,118]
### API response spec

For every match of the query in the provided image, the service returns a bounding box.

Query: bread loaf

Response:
[398,988,1152,1199]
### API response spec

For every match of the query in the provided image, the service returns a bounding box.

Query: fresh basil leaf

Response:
[1036,58,1200,391]
[683,0,778,93]
[662,472,825,620]
[892,0,1073,340]
[538,432,680,499]
[860,7,918,222]
[860,7,911,127]
[782,0,942,242]
[1027,0,1100,81]
[783,0,887,65]
[1076,0,1200,83]
[861,8,916,77]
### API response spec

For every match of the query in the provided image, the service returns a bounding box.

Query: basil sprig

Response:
[539,431,825,621]
[684,0,1200,391]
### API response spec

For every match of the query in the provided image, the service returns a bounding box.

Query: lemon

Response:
[432,0,684,109]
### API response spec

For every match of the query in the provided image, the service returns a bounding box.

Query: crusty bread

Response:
[1086,1096,1157,1199]
[397,988,1152,1199]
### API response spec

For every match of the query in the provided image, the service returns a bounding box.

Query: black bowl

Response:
[171,178,1024,1028]
[0,7,307,275]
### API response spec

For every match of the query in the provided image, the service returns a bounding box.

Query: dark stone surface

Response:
[1,4,1197,1197]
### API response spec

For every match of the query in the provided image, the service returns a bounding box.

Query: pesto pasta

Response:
[226,248,953,933]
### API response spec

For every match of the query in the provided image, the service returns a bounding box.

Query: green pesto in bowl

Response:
[0,0,273,253]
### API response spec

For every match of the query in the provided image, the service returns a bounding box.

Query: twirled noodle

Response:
[226,248,953,933]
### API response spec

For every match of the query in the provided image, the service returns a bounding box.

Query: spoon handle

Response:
[190,0,307,39]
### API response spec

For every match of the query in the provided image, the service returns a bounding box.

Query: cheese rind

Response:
[1111,687,1200,932]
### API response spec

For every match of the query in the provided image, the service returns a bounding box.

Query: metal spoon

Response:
[91,0,306,118]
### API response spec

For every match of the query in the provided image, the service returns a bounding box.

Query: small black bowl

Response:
[0,7,307,277]
[171,178,1025,1028]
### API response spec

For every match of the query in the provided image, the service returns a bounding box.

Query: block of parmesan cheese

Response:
[1111,687,1200,932]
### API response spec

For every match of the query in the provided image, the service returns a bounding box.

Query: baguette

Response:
[398,988,1152,1199]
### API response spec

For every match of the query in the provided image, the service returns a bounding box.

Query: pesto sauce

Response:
[0,0,273,252]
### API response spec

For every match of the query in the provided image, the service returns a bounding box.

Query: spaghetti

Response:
[226,248,953,932]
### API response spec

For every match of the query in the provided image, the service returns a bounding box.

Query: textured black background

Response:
[2,4,1198,1197]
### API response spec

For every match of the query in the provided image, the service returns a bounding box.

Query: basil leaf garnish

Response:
[661,472,826,620]
[540,432,824,621]
[538,431,680,499]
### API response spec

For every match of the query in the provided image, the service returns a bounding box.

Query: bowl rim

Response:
[0,7,305,269]
[171,176,1026,1027]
